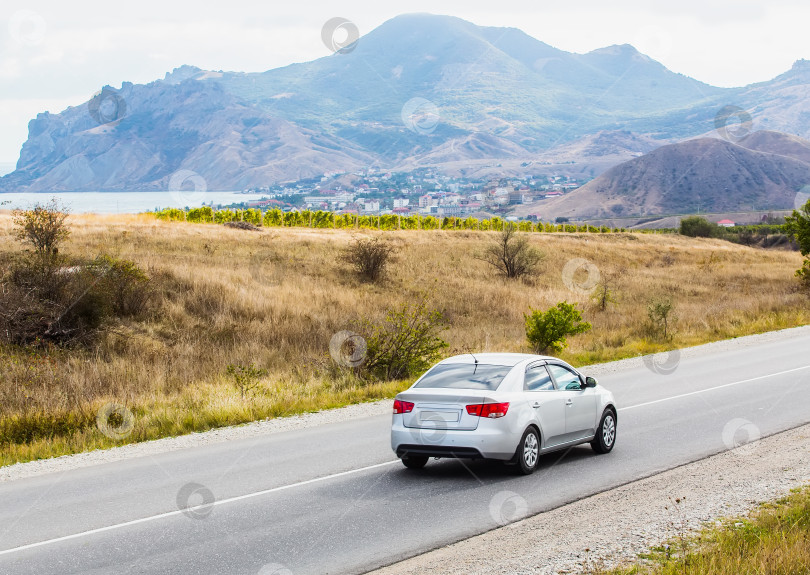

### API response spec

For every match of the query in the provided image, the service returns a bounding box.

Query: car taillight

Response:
[466,402,510,418]
[393,400,414,414]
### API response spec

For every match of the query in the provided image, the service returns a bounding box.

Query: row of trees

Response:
[155,206,631,234]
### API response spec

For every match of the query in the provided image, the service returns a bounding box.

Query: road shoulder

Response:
[370,422,810,575]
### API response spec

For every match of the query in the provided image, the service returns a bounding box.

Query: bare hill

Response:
[523,131,810,220]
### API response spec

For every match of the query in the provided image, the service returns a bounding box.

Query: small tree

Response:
[786,199,810,288]
[647,296,676,340]
[341,237,397,282]
[362,300,448,381]
[525,302,591,354]
[12,199,70,258]
[226,363,268,398]
[478,223,544,279]
[679,216,719,238]
[591,273,617,312]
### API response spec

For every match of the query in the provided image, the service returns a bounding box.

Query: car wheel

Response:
[512,427,541,475]
[401,455,429,469]
[591,409,617,454]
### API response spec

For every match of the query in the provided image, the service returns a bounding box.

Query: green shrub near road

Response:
[525,302,592,354]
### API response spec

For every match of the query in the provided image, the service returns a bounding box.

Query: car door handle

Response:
[565,399,573,406]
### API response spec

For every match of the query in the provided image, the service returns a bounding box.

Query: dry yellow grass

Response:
[0,213,807,465]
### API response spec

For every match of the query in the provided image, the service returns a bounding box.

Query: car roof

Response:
[436,353,557,367]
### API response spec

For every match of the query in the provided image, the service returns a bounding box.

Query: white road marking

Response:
[619,365,810,412]
[0,460,399,556]
[3,363,810,556]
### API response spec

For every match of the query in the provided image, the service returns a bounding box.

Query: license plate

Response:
[419,410,460,423]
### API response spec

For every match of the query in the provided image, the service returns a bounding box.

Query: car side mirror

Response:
[584,376,598,388]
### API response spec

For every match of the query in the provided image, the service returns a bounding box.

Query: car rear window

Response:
[413,363,512,390]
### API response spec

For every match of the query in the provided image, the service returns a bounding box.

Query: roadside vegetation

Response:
[679,214,800,251]
[0,208,808,466]
[589,485,810,575]
[785,199,810,289]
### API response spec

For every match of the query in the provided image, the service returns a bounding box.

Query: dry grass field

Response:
[0,213,807,465]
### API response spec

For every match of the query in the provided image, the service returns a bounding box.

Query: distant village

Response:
[225,168,588,220]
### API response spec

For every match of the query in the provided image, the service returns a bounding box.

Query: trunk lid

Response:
[397,389,499,431]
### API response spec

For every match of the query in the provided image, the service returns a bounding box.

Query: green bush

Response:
[525,302,591,354]
[186,206,214,223]
[362,300,448,381]
[786,199,810,288]
[154,208,185,221]
[679,216,720,238]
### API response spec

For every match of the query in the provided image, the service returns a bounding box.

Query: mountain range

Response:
[3,13,810,195]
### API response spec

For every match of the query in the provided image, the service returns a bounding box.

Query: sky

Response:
[1,0,809,167]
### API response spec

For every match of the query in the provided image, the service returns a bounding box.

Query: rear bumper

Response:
[396,444,483,459]
[391,419,517,461]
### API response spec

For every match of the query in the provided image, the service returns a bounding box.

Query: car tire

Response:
[511,427,541,475]
[401,455,429,469]
[591,409,617,454]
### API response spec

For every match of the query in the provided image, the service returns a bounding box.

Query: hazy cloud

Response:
[1,0,808,162]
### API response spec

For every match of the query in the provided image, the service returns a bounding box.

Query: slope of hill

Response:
[4,14,810,192]
[525,131,810,220]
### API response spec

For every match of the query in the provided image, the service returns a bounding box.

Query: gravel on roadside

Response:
[1,324,808,485]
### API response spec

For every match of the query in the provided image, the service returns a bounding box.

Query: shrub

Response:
[341,237,397,282]
[226,363,268,398]
[89,255,152,317]
[679,216,720,238]
[525,302,591,354]
[0,253,151,346]
[186,206,214,223]
[647,296,676,339]
[786,199,810,288]
[12,199,70,258]
[362,300,448,381]
[477,223,544,279]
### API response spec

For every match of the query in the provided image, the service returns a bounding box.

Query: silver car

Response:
[391,353,617,474]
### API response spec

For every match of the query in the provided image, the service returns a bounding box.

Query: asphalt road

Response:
[2,331,810,575]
